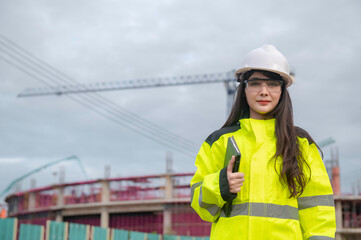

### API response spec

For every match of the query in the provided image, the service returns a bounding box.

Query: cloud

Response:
[0,157,24,164]
[0,0,360,198]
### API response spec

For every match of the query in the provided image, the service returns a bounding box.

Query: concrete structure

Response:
[334,196,361,240]
[5,172,361,239]
[5,173,211,236]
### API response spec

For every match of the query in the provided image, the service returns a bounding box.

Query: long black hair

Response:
[223,70,313,198]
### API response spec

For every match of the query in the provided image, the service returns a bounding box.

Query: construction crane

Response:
[0,155,87,199]
[18,71,238,115]
[18,70,296,115]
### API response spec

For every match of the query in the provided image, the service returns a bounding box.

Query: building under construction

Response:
[3,168,361,240]
[1,148,360,240]
[5,172,211,237]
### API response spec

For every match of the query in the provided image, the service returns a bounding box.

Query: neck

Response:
[250,111,274,120]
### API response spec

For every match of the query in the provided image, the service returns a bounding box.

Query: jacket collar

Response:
[238,118,276,141]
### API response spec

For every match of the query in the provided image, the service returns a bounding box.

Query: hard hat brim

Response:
[235,67,293,87]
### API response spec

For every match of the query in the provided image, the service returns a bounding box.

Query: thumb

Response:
[227,155,235,174]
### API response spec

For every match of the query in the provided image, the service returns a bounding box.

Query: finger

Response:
[232,172,245,179]
[227,156,235,174]
[229,178,244,186]
[230,186,241,193]
[232,182,244,192]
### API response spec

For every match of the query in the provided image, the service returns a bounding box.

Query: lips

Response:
[257,100,270,106]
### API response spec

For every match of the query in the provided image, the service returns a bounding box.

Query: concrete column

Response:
[101,180,110,203]
[55,211,63,222]
[57,186,64,207]
[163,205,172,235]
[164,174,173,234]
[13,198,19,214]
[100,207,109,228]
[28,192,36,210]
[165,175,173,200]
[100,180,110,228]
[335,200,342,240]
[55,186,64,222]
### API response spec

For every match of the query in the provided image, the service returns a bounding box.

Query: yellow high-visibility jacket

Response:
[191,118,336,240]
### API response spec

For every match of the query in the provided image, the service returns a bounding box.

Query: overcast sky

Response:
[0,0,360,202]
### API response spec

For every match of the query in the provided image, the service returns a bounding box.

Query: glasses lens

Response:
[246,79,282,93]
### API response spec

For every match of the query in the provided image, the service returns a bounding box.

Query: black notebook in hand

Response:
[223,136,241,217]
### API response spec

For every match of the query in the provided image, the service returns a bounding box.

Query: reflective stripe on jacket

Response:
[190,118,336,240]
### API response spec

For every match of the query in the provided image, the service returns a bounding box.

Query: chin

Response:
[256,111,274,119]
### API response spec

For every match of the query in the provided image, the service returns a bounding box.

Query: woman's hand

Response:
[227,155,245,193]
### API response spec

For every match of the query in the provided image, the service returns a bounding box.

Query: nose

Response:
[259,83,269,95]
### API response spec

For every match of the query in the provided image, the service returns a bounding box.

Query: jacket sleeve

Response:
[190,141,234,222]
[298,143,336,239]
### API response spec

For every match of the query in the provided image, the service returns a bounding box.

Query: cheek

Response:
[244,90,254,102]
[272,93,282,104]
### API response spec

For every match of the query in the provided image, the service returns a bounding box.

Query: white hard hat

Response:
[235,44,293,87]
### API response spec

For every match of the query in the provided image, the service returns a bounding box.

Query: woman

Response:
[190,45,336,239]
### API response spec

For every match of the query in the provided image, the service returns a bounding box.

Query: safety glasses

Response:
[244,78,283,93]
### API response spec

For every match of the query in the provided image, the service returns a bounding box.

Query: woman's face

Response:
[244,71,282,120]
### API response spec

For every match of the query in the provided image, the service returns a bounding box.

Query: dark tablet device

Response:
[224,136,241,172]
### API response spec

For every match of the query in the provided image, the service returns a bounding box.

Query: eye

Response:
[248,81,261,87]
[267,81,281,87]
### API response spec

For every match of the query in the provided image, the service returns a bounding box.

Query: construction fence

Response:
[0,218,210,240]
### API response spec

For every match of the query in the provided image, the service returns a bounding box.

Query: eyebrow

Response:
[247,78,273,81]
